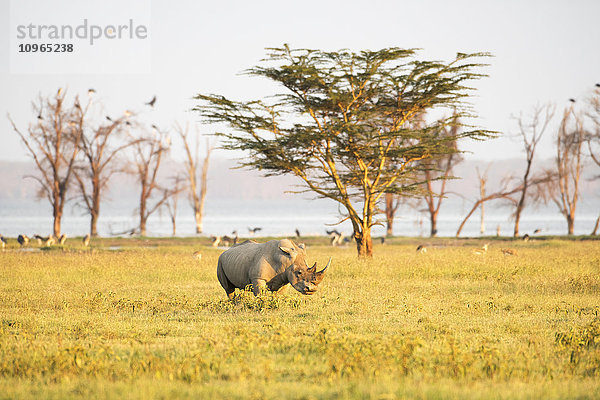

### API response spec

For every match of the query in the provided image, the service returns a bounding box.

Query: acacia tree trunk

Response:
[354,228,373,257]
[350,198,374,257]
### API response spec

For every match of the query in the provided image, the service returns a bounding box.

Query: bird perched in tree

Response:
[106,115,113,121]
[17,234,29,246]
[37,113,43,120]
[596,83,600,88]
[82,234,91,247]
[146,96,157,107]
[88,88,96,95]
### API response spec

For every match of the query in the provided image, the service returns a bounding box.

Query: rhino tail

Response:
[217,259,236,299]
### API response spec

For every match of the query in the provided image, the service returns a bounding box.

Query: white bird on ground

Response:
[472,243,489,255]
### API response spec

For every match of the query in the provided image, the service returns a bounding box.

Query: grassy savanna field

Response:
[0,236,599,399]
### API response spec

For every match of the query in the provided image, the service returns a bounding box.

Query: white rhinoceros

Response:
[216,238,329,299]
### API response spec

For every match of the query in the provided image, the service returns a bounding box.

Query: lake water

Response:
[0,196,598,239]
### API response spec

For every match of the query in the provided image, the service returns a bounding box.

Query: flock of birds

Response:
[414,231,539,256]
[209,227,352,249]
[413,242,518,256]
[210,227,262,247]
[2,224,539,258]
[39,89,158,128]
[0,233,91,249]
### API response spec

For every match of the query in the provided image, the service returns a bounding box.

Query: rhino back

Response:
[218,240,291,289]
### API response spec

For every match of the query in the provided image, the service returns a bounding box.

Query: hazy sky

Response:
[1,0,599,162]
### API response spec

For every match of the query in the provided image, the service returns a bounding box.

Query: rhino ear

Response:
[279,246,296,256]
[298,243,305,250]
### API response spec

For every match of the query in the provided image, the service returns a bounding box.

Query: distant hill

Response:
[0,158,299,202]
[1,157,598,209]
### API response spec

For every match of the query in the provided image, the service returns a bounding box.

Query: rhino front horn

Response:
[318,257,331,274]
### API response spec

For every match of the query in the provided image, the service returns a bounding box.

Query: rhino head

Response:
[278,243,330,295]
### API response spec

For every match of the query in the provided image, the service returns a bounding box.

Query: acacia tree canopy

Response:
[194,46,494,256]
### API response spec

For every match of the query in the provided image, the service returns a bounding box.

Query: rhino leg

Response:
[251,279,268,296]
[217,261,236,300]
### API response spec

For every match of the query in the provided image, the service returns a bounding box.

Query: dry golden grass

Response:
[0,237,599,399]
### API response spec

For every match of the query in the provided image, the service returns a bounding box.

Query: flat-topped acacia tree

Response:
[194,46,493,257]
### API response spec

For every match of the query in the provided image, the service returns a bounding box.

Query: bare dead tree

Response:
[73,105,138,237]
[587,86,600,234]
[456,166,550,237]
[421,117,463,237]
[506,104,555,237]
[383,112,462,237]
[591,216,600,236]
[540,106,586,235]
[163,175,186,236]
[587,85,600,168]
[457,182,520,237]
[129,126,171,236]
[476,166,489,234]
[8,88,83,236]
[384,193,401,236]
[176,123,212,233]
